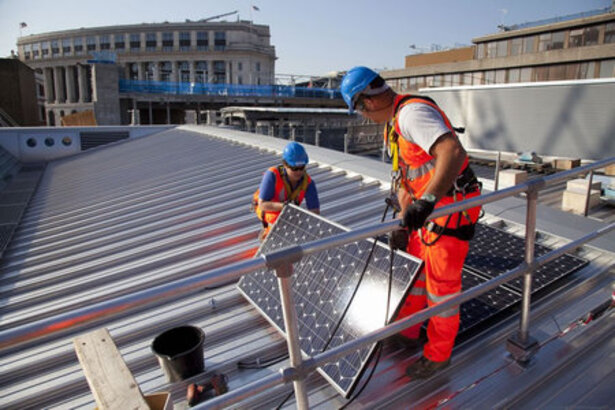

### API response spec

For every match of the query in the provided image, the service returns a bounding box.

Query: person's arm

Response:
[423,132,466,201]
[258,171,284,212]
[305,180,320,214]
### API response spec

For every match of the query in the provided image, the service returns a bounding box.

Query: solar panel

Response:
[237,205,423,397]
[465,224,589,293]
[459,269,522,334]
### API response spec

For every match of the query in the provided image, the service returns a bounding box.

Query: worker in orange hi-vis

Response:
[341,66,482,379]
[252,141,320,241]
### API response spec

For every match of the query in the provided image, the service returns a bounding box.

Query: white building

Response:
[16,20,276,125]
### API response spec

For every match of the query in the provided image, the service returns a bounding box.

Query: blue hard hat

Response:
[340,66,379,113]
[282,142,309,167]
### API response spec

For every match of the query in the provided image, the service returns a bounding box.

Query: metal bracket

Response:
[506,331,539,364]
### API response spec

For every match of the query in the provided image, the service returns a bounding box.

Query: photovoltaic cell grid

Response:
[465,224,589,293]
[459,269,521,334]
[237,205,423,397]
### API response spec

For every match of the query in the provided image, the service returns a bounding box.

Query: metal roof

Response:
[0,125,613,409]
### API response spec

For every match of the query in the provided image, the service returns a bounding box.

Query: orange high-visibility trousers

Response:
[395,229,468,362]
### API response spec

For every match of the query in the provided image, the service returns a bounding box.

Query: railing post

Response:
[315,129,321,147]
[344,133,349,154]
[494,151,501,191]
[506,187,540,363]
[275,263,309,410]
[584,170,594,217]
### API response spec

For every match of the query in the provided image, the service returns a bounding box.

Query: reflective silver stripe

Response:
[428,291,460,318]
[405,160,435,180]
[409,286,426,296]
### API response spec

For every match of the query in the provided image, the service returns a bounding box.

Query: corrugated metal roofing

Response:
[0,125,613,409]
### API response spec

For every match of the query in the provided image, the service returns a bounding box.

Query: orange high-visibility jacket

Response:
[261,166,311,227]
[388,95,480,229]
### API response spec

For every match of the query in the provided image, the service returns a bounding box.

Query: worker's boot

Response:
[405,356,450,380]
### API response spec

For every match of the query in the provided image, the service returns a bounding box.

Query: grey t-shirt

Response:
[397,102,451,154]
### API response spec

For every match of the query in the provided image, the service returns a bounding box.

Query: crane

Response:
[199,11,239,23]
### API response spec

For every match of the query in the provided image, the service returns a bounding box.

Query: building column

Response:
[138,63,144,81]
[77,64,88,103]
[189,61,195,83]
[154,62,160,82]
[171,61,178,82]
[226,61,232,84]
[44,67,54,103]
[65,65,76,103]
[53,66,65,103]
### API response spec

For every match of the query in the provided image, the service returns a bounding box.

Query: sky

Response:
[0,0,611,78]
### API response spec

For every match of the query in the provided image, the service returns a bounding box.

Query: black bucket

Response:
[151,325,205,383]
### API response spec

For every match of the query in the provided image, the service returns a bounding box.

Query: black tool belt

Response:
[446,165,480,196]
[425,221,476,241]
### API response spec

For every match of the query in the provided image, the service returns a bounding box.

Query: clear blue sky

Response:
[0,0,611,77]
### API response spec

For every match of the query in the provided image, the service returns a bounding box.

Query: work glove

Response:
[402,199,435,231]
[389,228,409,251]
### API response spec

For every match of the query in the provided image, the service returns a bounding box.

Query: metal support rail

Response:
[0,157,613,409]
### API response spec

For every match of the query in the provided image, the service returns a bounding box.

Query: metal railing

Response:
[0,158,614,409]
[119,79,342,99]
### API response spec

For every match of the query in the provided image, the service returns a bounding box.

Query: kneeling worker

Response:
[341,66,482,379]
[256,141,320,240]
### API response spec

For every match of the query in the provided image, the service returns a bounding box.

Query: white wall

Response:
[0,125,174,162]
[423,79,615,160]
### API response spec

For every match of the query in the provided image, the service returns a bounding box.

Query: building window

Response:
[472,71,484,85]
[86,36,96,51]
[178,61,190,82]
[213,60,225,83]
[24,44,31,59]
[534,66,549,81]
[32,43,40,59]
[195,61,208,82]
[508,68,520,83]
[510,38,522,56]
[256,62,261,72]
[519,67,531,82]
[495,69,506,83]
[179,31,191,51]
[196,31,208,50]
[214,31,226,51]
[146,33,157,51]
[62,38,71,55]
[523,36,535,54]
[162,32,173,51]
[476,43,485,59]
[605,22,615,44]
[114,34,125,52]
[486,42,497,58]
[580,62,595,79]
[537,33,551,51]
[584,26,599,46]
[238,62,242,71]
[129,63,139,80]
[41,41,49,57]
[145,62,155,80]
[548,64,567,81]
[485,70,495,84]
[238,76,243,85]
[569,28,583,48]
[160,61,172,81]
[100,35,110,50]
[599,59,615,78]
[51,40,60,56]
[130,33,141,51]
[550,31,565,50]
[74,37,83,55]
[496,40,508,57]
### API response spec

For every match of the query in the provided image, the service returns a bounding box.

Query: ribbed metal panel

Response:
[0,126,613,410]
[0,127,390,409]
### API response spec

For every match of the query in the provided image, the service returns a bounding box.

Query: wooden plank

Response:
[74,328,150,410]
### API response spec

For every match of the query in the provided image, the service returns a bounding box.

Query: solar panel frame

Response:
[237,205,423,397]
